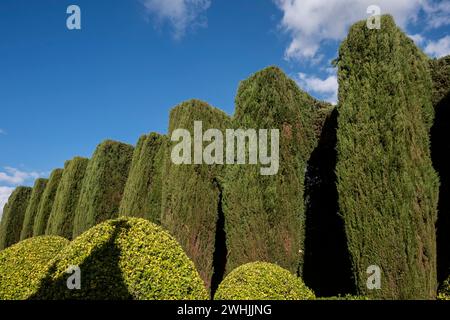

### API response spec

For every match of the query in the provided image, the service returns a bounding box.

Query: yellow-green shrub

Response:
[0,236,69,299]
[32,217,208,300]
[214,262,315,300]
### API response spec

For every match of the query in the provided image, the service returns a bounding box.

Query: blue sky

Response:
[1,0,449,216]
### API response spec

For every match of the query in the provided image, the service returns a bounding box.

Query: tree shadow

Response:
[30,220,131,300]
[303,108,355,297]
[432,92,450,284]
[210,179,227,299]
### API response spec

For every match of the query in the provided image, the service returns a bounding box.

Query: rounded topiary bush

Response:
[33,217,208,300]
[0,236,69,300]
[214,262,315,300]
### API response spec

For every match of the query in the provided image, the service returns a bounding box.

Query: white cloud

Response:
[297,72,338,104]
[142,0,211,39]
[408,33,426,46]
[0,129,5,135]
[422,1,450,29]
[425,35,450,58]
[274,0,446,61]
[0,186,14,220]
[0,167,43,185]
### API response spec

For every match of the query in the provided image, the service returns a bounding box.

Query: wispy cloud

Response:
[142,0,211,39]
[424,35,450,58]
[0,128,5,135]
[0,186,15,220]
[274,0,447,62]
[296,72,338,105]
[0,167,44,185]
[408,33,426,46]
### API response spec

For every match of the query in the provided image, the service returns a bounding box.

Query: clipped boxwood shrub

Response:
[0,187,32,250]
[33,169,64,236]
[73,140,134,238]
[46,157,89,239]
[161,99,230,292]
[214,262,315,300]
[0,236,69,299]
[223,67,319,276]
[119,133,166,223]
[336,15,439,299]
[438,277,450,300]
[20,179,48,240]
[32,218,208,300]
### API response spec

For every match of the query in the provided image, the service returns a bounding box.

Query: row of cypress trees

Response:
[1,15,449,299]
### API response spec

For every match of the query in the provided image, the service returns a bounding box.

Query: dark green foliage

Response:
[430,56,450,105]
[73,140,134,238]
[33,218,208,300]
[20,179,48,240]
[0,236,69,299]
[45,157,89,239]
[33,169,63,237]
[161,99,230,292]
[0,187,32,250]
[223,66,318,276]
[119,133,166,223]
[336,15,439,299]
[429,56,450,284]
[214,262,315,300]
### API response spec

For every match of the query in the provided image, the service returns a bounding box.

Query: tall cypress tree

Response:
[33,169,64,236]
[46,157,89,239]
[430,56,450,284]
[20,178,48,240]
[73,140,134,238]
[161,99,230,292]
[0,187,32,250]
[119,133,166,223]
[223,66,318,276]
[336,15,439,299]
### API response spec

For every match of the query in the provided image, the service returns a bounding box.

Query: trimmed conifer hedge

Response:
[20,179,48,240]
[45,157,89,239]
[72,140,134,238]
[222,66,318,277]
[0,236,69,299]
[32,218,208,300]
[214,262,315,300]
[336,15,439,299]
[161,99,230,292]
[0,187,32,250]
[430,56,450,284]
[119,133,166,223]
[33,169,64,237]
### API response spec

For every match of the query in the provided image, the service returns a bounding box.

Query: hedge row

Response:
[0,187,32,250]
[222,66,320,277]
[46,157,89,239]
[119,133,166,223]
[33,169,64,237]
[20,179,48,241]
[73,140,134,238]
[336,15,439,299]
[161,99,230,292]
